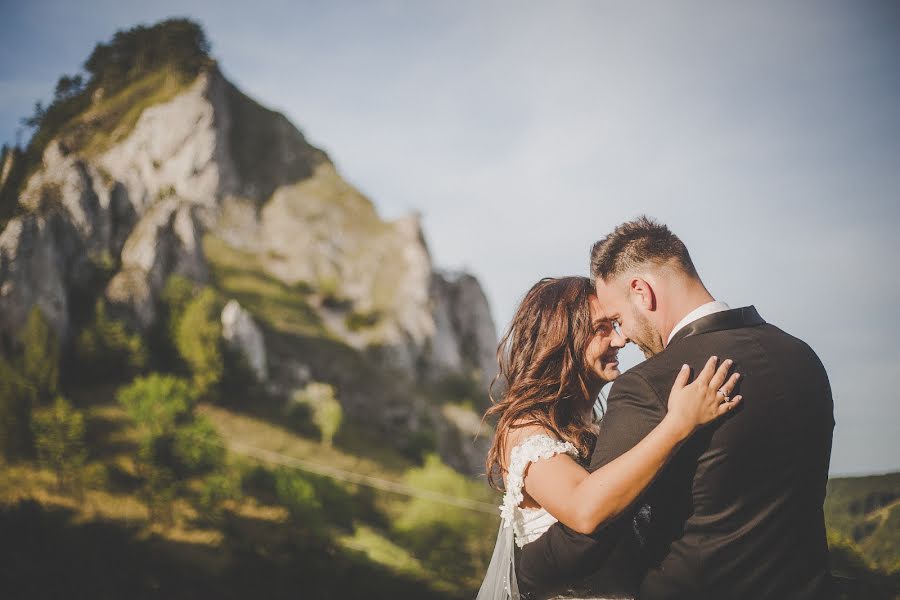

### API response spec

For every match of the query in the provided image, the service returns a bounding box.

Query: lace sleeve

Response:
[499,434,578,524]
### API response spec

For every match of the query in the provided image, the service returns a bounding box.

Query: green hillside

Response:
[826,473,900,572]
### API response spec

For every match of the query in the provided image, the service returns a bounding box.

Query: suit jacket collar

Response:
[667,306,766,347]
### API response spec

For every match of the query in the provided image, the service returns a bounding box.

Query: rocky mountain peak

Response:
[0,20,497,472]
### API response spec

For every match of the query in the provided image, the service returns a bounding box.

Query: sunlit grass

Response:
[60,67,195,157]
[338,524,429,578]
[202,233,326,336]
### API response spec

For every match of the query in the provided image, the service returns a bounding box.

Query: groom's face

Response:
[594,276,662,358]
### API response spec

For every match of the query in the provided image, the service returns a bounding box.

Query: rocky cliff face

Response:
[0,65,497,471]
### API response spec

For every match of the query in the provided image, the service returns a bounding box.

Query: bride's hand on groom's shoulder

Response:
[664,356,742,438]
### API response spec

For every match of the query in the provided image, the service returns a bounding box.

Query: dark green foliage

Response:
[31,396,88,498]
[301,472,358,531]
[428,371,487,410]
[274,469,321,526]
[0,145,24,229]
[74,299,148,381]
[0,357,36,460]
[172,416,225,475]
[197,471,242,524]
[84,20,210,90]
[240,464,277,499]
[21,305,60,404]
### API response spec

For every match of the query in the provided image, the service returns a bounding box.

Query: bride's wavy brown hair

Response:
[484,276,602,490]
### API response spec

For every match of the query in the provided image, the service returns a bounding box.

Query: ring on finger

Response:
[717,388,730,402]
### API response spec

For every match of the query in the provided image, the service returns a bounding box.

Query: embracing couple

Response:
[478,217,835,600]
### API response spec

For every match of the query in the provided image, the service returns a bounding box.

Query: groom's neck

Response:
[658,280,716,344]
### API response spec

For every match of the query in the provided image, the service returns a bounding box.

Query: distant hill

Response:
[826,472,900,572]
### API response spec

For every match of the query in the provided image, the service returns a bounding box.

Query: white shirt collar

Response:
[666,300,730,346]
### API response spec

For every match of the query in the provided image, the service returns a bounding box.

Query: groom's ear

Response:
[630,277,657,311]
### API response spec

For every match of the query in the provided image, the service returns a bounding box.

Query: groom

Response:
[518,217,835,599]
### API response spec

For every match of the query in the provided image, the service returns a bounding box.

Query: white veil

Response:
[475,517,520,600]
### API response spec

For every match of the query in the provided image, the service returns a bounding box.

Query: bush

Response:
[142,465,178,527]
[30,396,88,498]
[21,306,59,404]
[74,299,147,380]
[175,288,224,399]
[0,358,35,460]
[304,472,357,531]
[198,470,242,524]
[116,374,195,441]
[173,416,225,475]
[274,469,322,526]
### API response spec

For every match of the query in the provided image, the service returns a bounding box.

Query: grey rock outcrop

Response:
[221,299,267,381]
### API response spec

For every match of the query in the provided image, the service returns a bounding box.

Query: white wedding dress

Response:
[476,433,633,600]
[476,434,578,600]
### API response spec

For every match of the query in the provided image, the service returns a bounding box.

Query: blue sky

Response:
[2,1,898,475]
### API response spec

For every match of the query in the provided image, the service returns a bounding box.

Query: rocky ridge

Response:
[0,65,497,473]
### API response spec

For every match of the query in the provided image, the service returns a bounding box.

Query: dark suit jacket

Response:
[518,307,835,600]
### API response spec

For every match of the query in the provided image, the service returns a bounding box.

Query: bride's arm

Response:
[515,356,740,535]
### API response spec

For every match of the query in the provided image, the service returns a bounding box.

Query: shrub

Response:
[198,470,242,524]
[31,396,88,498]
[303,472,357,531]
[0,357,36,460]
[175,288,224,399]
[21,305,59,403]
[173,416,225,474]
[274,469,322,526]
[116,374,195,441]
[74,299,147,380]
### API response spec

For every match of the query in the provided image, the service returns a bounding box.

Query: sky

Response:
[1,1,898,476]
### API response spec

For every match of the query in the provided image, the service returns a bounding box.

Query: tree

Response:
[274,469,321,526]
[53,75,84,103]
[291,382,342,448]
[175,288,224,399]
[0,357,36,460]
[21,305,59,404]
[116,374,195,441]
[198,470,242,525]
[74,299,147,380]
[173,416,225,474]
[20,101,45,130]
[117,374,196,527]
[30,396,88,499]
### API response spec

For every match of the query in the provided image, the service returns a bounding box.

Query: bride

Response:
[478,277,741,600]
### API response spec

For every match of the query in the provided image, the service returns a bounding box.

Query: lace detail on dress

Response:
[499,434,579,548]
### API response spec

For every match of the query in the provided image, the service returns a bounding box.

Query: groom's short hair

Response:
[590,215,698,281]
